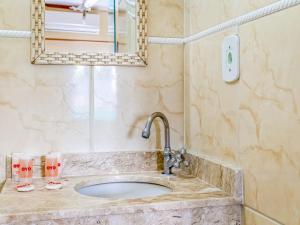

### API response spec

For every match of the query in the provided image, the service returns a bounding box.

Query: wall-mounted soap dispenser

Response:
[222,35,240,83]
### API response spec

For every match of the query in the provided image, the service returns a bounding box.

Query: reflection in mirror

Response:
[45,0,137,53]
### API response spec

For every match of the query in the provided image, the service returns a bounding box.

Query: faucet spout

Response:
[142,112,172,174]
[142,112,170,148]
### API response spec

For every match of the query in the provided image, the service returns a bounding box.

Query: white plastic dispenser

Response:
[222,35,240,83]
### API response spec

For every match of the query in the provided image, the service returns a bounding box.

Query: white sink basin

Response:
[75,181,172,199]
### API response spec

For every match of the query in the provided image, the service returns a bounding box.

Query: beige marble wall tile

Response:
[238,6,300,225]
[185,2,300,225]
[149,0,184,37]
[94,44,184,151]
[185,0,276,36]
[184,29,239,163]
[244,207,280,225]
[0,39,90,154]
[0,0,30,30]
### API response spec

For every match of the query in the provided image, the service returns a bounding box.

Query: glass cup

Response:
[16,155,34,191]
[12,153,22,182]
[45,153,62,189]
[45,154,58,182]
[51,152,62,178]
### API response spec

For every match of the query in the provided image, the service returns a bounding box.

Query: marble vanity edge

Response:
[5,151,164,179]
[16,205,241,225]
[183,152,243,202]
[0,196,240,224]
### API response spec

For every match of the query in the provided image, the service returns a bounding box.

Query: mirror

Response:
[45,0,137,53]
[31,0,147,66]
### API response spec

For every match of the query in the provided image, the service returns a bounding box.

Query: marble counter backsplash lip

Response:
[6,151,164,179]
[182,152,243,202]
[0,171,241,224]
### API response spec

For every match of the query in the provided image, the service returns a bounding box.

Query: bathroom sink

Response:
[75,181,172,199]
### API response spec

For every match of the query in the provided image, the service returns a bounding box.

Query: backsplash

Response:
[6,151,163,178]
[182,153,243,202]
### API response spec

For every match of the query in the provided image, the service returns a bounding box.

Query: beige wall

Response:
[185,1,300,225]
[0,0,184,155]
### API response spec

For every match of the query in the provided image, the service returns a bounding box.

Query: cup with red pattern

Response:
[45,153,62,190]
[51,152,62,178]
[16,155,34,192]
[12,153,23,182]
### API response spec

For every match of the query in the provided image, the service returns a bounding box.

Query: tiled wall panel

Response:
[184,1,300,224]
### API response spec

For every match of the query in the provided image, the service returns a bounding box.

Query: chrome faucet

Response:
[142,112,187,175]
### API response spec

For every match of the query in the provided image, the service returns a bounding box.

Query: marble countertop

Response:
[0,171,240,224]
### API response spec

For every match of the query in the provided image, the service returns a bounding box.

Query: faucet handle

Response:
[179,147,189,168]
[179,147,187,155]
[183,160,189,167]
[175,152,182,161]
[174,162,180,168]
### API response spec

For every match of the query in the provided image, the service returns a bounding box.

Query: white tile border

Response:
[0,30,31,38]
[184,0,300,44]
[0,30,184,44]
[0,0,299,44]
[148,37,184,44]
